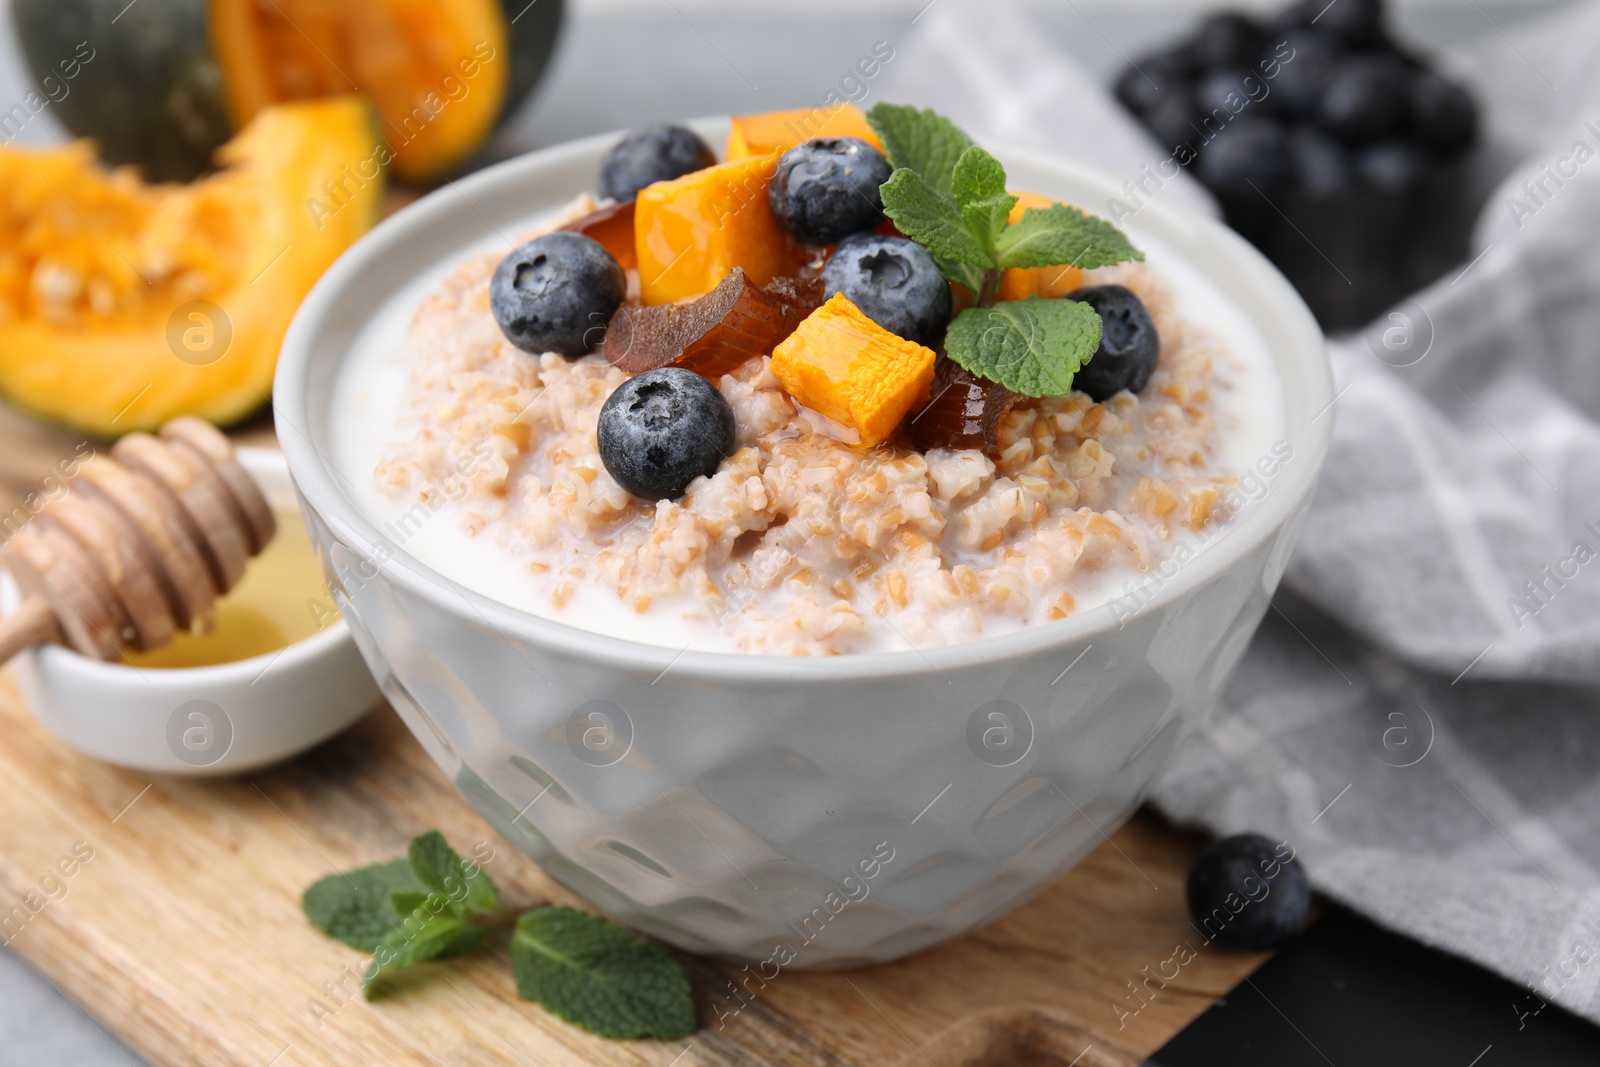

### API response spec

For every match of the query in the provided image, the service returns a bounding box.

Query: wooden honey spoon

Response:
[0,417,276,665]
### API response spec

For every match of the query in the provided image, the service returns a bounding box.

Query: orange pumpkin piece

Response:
[997,191,1085,301]
[770,294,936,447]
[726,104,883,160]
[635,153,793,305]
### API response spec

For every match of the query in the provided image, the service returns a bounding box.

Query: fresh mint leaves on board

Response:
[302,859,428,953]
[512,906,698,1040]
[302,830,696,1039]
[865,102,1144,397]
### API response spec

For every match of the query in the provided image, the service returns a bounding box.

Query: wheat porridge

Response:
[329,106,1283,655]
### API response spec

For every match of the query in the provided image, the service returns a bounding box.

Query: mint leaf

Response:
[389,889,442,919]
[945,297,1103,397]
[303,860,428,953]
[511,906,695,1040]
[408,831,499,915]
[879,168,989,293]
[365,915,487,998]
[951,146,1017,257]
[995,203,1143,271]
[865,103,969,198]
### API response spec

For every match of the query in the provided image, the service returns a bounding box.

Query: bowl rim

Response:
[275,118,1333,681]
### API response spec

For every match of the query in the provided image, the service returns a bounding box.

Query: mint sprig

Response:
[865,102,1145,398]
[945,298,1103,397]
[410,829,499,914]
[303,859,429,953]
[877,168,990,292]
[951,145,1017,254]
[512,906,697,1040]
[994,202,1143,271]
[865,102,970,197]
[302,830,696,1039]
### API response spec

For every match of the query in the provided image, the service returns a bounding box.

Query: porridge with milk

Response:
[331,104,1282,656]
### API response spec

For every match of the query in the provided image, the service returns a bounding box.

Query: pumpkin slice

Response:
[770,293,936,448]
[997,191,1086,301]
[726,104,884,160]
[13,0,562,183]
[635,152,793,305]
[604,270,823,378]
[209,0,508,180]
[0,96,382,435]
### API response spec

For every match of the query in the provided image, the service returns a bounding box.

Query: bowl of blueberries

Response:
[1115,0,1480,330]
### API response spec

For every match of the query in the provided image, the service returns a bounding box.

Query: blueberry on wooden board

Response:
[1187,833,1311,950]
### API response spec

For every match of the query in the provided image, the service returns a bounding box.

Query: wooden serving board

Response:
[0,406,1267,1067]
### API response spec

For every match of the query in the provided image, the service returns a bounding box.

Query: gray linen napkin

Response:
[884,0,1600,1027]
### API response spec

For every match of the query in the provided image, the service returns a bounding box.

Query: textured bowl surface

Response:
[275,119,1332,966]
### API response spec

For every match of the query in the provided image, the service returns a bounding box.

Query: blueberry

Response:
[768,138,893,247]
[598,368,736,501]
[1318,54,1410,144]
[1282,0,1384,46]
[1142,92,1201,155]
[490,233,625,356]
[1196,68,1274,119]
[1193,13,1264,70]
[821,234,952,351]
[1065,285,1160,401]
[1268,29,1343,119]
[1187,833,1311,950]
[1409,72,1477,154]
[1195,117,1294,194]
[597,124,717,203]
[1355,140,1430,191]
[1289,127,1355,196]
[1115,53,1195,114]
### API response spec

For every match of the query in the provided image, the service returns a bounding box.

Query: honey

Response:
[120,513,333,669]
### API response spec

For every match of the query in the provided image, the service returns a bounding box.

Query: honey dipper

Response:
[0,417,277,665]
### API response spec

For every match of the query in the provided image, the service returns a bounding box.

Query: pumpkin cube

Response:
[635,153,793,305]
[770,293,936,447]
[997,191,1084,301]
[726,104,883,161]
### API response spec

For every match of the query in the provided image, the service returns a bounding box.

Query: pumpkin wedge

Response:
[11,0,563,182]
[0,96,383,435]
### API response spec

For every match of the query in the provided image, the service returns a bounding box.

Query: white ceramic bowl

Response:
[276,120,1332,966]
[6,448,381,775]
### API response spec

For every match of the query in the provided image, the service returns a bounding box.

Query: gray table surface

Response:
[0,0,1571,1062]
